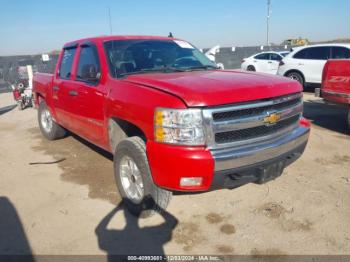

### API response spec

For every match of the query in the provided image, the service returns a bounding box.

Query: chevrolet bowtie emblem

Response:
[264,112,281,125]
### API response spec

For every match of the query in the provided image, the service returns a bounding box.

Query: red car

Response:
[33,36,310,217]
[317,59,350,128]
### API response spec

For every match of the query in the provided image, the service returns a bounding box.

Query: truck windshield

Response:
[104,39,218,78]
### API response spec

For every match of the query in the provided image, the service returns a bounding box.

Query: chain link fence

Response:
[0,54,59,93]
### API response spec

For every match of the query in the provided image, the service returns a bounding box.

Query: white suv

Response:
[277,44,350,86]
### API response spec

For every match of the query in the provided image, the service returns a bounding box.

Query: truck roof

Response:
[64,35,181,48]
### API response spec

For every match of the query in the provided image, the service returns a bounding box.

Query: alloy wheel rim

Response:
[289,74,300,82]
[119,155,144,204]
[41,108,53,133]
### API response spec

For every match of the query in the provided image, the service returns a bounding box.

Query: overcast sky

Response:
[0,0,349,55]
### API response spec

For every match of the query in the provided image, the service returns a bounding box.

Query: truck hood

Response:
[124,70,302,107]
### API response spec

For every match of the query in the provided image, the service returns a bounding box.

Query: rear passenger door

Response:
[52,46,78,129]
[70,42,105,146]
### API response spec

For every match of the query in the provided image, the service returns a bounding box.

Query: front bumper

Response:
[147,123,310,192]
[212,125,309,172]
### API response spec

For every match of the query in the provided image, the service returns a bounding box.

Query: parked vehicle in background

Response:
[11,64,34,110]
[33,35,310,217]
[205,45,224,69]
[316,59,350,128]
[241,51,289,74]
[278,44,350,87]
[282,38,309,46]
[11,82,34,110]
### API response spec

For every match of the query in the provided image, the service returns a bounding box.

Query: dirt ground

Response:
[0,91,350,256]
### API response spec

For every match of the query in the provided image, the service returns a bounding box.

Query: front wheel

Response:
[286,71,304,87]
[38,101,67,140]
[114,137,172,218]
[247,65,256,71]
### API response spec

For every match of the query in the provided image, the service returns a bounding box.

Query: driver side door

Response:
[70,43,106,146]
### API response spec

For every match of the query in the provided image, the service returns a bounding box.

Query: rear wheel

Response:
[247,65,256,71]
[38,101,66,140]
[114,137,172,218]
[286,71,304,87]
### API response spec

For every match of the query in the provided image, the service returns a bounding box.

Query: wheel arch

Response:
[108,117,146,153]
[35,92,45,107]
[284,69,305,82]
[247,65,256,71]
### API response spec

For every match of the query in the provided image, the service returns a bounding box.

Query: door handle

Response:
[298,63,304,66]
[268,61,272,64]
[69,90,78,96]
[53,86,59,91]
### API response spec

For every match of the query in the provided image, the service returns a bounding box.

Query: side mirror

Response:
[82,64,100,82]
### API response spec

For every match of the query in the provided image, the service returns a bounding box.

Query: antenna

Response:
[266,0,271,47]
[108,6,113,35]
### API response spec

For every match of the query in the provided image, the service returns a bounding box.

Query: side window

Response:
[254,53,269,60]
[307,47,330,60]
[293,48,308,59]
[332,47,350,59]
[59,48,77,79]
[76,45,101,83]
[270,53,282,61]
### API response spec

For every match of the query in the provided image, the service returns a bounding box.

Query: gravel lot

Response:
[0,91,350,256]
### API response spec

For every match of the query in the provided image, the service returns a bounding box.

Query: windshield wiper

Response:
[119,67,187,77]
[142,67,187,73]
[186,65,219,71]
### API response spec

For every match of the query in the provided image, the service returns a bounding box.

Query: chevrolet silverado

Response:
[33,36,310,217]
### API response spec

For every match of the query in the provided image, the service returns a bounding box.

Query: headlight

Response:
[154,108,205,145]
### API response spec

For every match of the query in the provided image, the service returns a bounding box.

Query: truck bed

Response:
[33,73,54,103]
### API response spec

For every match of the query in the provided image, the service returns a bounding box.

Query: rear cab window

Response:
[59,47,77,79]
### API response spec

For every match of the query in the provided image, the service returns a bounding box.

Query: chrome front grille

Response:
[212,96,301,121]
[202,93,303,149]
[215,114,300,144]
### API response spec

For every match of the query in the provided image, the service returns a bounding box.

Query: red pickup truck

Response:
[317,59,350,128]
[33,36,310,217]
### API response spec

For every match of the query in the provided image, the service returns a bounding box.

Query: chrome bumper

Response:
[211,126,310,172]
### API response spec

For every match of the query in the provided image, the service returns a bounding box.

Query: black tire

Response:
[114,137,172,218]
[286,71,304,87]
[247,65,256,71]
[347,109,350,130]
[38,101,66,140]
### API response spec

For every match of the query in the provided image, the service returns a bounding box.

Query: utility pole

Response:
[108,7,113,35]
[267,0,271,47]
